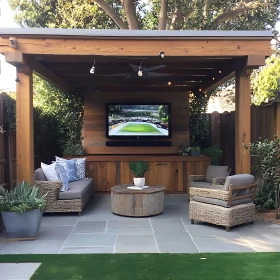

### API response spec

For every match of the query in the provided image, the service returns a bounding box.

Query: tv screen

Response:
[106,104,171,139]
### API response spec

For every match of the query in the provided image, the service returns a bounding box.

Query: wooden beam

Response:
[203,71,235,93]
[30,60,70,93]
[1,37,271,56]
[4,51,23,65]
[235,70,252,174]
[16,66,34,183]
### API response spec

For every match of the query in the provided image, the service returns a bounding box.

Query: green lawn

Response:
[119,123,162,134]
[0,253,280,280]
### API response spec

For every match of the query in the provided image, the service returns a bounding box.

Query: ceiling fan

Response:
[101,63,172,79]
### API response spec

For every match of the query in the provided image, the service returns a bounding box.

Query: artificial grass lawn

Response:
[119,123,162,134]
[0,253,280,280]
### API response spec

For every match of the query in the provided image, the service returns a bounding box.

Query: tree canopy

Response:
[8,0,280,33]
[251,54,280,105]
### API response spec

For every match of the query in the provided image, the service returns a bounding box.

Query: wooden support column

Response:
[16,66,34,182]
[235,70,252,174]
[274,102,280,136]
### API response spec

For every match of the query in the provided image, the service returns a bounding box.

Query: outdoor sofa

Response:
[34,168,95,215]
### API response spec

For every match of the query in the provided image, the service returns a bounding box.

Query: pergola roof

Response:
[0,28,272,93]
[0,28,272,39]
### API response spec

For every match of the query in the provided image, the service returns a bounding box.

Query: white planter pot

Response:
[133,177,145,187]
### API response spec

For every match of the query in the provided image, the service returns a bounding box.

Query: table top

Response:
[111,184,165,194]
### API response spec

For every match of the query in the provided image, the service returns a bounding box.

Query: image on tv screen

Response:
[107,104,170,136]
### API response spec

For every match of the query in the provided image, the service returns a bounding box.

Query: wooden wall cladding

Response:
[83,91,189,154]
[85,155,210,194]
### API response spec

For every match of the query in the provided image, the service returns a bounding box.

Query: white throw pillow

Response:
[41,162,59,181]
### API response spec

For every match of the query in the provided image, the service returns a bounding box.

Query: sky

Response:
[0,1,280,92]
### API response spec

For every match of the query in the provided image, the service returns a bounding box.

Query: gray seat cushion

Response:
[59,178,93,200]
[190,181,213,188]
[193,195,252,208]
[205,165,230,183]
[34,168,47,181]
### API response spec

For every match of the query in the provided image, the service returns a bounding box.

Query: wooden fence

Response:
[209,103,280,174]
[0,93,40,190]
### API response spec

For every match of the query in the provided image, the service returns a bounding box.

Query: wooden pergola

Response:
[0,28,272,183]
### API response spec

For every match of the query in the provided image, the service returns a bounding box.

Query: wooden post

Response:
[274,102,280,136]
[235,70,252,174]
[16,66,34,182]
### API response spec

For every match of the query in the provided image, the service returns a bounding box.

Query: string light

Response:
[168,81,171,85]
[199,88,202,92]
[212,77,215,80]
[138,61,143,77]
[218,70,222,74]
[90,60,96,74]
[159,52,165,59]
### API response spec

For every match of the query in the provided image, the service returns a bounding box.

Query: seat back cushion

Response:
[223,174,255,197]
[205,165,230,183]
[34,168,47,181]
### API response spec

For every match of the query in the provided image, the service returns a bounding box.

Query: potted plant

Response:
[191,146,201,156]
[0,181,46,240]
[129,161,149,187]
[203,145,223,165]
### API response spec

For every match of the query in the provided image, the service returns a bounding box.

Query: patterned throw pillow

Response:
[55,163,69,192]
[75,158,86,180]
[55,156,79,182]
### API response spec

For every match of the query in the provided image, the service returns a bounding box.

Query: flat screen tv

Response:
[106,103,171,139]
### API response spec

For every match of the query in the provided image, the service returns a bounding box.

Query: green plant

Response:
[0,125,4,134]
[129,161,149,178]
[191,147,200,152]
[246,135,280,213]
[203,145,223,165]
[0,181,46,213]
[63,143,84,156]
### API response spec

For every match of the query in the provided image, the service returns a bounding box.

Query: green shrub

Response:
[129,161,149,178]
[203,145,223,165]
[0,182,46,213]
[247,136,280,209]
[63,143,84,156]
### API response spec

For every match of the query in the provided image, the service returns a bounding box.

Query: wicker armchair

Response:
[189,174,257,231]
[34,168,95,215]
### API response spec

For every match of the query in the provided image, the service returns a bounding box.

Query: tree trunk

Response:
[158,0,168,30]
[92,0,128,29]
[122,0,140,29]
[275,188,279,220]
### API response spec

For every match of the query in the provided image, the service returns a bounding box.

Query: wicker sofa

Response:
[34,168,95,215]
[189,174,257,231]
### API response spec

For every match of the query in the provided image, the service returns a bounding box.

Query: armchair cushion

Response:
[205,165,230,183]
[193,195,252,208]
[190,181,212,188]
[59,178,93,200]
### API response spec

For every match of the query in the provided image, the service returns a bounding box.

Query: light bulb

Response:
[168,81,171,85]
[138,68,143,76]
[90,66,95,74]
[159,52,165,59]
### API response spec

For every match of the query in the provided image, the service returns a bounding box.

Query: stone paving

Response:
[0,194,280,254]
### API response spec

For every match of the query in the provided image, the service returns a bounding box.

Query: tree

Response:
[8,0,280,34]
[251,54,280,105]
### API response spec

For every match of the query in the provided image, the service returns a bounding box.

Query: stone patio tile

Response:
[36,226,73,241]
[150,206,188,219]
[59,246,114,254]
[193,238,254,253]
[106,226,153,234]
[115,235,158,253]
[41,215,79,226]
[79,211,130,221]
[64,233,116,247]
[180,218,194,226]
[0,240,65,254]
[0,263,41,280]
[73,221,106,233]
[93,194,111,204]
[150,219,186,232]
[170,194,188,200]
[247,243,280,252]
[164,194,173,201]
[237,229,280,245]
[235,220,280,232]
[107,219,150,227]
[84,202,111,212]
[155,232,198,253]
[185,224,240,239]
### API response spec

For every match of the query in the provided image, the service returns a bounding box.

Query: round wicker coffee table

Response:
[111,184,165,217]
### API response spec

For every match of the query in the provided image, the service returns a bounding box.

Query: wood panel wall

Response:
[83,91,189,154]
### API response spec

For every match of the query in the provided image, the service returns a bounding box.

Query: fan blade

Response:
[145,72,172,76]
[129,63,140,72]
[146,65,166,71]
[100,73,128,76]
